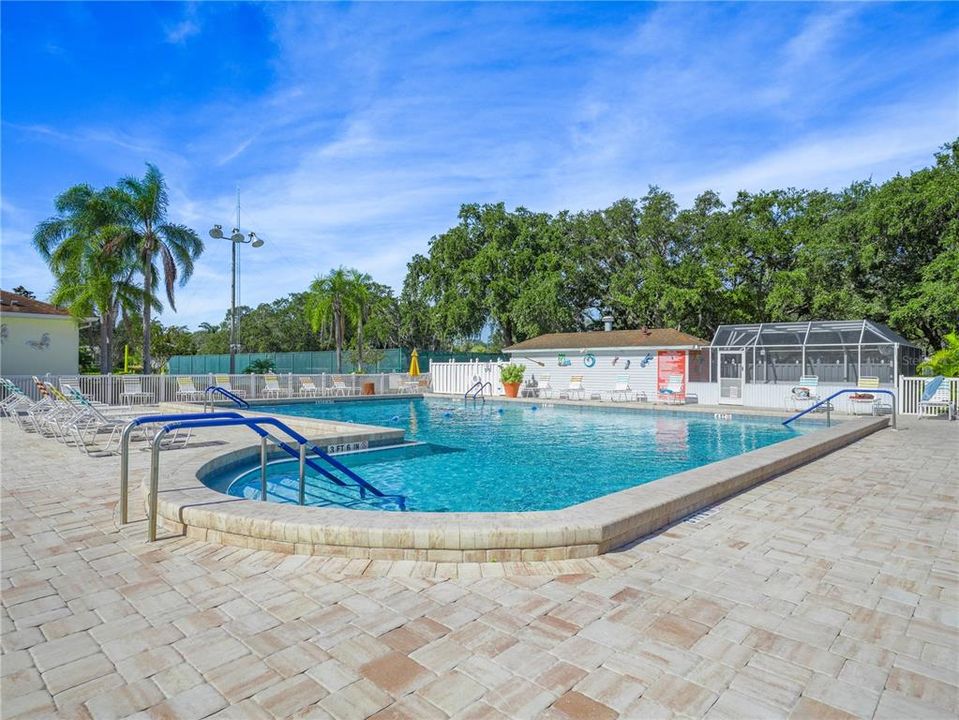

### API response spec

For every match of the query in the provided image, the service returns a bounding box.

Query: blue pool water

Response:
[205,398,812,513]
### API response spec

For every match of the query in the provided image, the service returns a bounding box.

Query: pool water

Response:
[207,398,811,513]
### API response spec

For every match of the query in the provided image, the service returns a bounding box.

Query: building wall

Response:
[505,348,684,398]
[0,314,79,376]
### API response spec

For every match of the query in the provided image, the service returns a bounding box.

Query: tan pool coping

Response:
[140,401,890,561]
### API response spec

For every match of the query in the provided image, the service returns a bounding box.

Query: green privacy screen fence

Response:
[166,350,503,375]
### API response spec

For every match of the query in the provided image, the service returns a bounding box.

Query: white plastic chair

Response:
[119,377,154,406]
[658,374,686,404]
[215,374,247,398]
[176,377,204,401]
[565,376,586,400]
[611,375,633,402]
[537,375,552,399]
[789,375,820,411]
[299,377,320,397]
[263,374,285,399]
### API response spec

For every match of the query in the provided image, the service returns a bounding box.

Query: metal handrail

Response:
[464,381,492,400]
[464,380,483,398]
[146,415,406,541]
[119,412,245,524]
[203,385,250,413]
[783,388,897,429]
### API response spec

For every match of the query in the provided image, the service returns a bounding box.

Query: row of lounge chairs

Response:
[0,377,188,455]
[522,374,687,404]
[176,374,426,401]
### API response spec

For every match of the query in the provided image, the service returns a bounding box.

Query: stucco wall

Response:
[0,314,79,375]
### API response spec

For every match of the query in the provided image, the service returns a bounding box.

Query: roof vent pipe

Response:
[602,314,614,332]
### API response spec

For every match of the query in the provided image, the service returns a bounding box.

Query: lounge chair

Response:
[330,377,351,396]
[120,377,154,406]
[263,374,285,399]
[849,377,883,415]
[611,375,633,402]
[658,374,686,404]
[919,376,955,419]
[564,376,586,400]
[176,377,205,401]
[789,375,820,411]
[298,377,320,397]
[537,375,553,399]
[214,374,247,398]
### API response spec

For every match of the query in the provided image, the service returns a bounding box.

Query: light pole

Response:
[209,190,265,374]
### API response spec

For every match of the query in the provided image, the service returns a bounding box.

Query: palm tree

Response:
[33,184,153,373]
[305,268,355,372]
[107,164,203,373]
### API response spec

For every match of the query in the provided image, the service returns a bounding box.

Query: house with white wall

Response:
[502,328,709,400]
[0,290,80,376]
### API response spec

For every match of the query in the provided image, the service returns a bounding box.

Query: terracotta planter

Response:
[503,381,521,398]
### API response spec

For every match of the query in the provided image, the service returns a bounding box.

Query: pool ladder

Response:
[119,413,408,542]
[465,380,492,402]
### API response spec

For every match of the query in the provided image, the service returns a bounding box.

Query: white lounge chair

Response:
[611,375,633,402]
[215,374,247,398]
[849,377,883,415]
[330,377,351,396]
[120,377,154,406]
[176,377,204,401]
[658,374,686,404]
[299,377,320,397]
[537,375,553,399]
[789,375,820,411]
[919,376,955,419]
[564,376,586,400]
[263,374,285,399]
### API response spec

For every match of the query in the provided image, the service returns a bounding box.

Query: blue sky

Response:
[2,1,957,329]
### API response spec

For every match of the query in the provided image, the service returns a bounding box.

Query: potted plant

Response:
[500,363,525,398]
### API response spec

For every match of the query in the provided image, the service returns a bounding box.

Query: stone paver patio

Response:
[2,417,956,719]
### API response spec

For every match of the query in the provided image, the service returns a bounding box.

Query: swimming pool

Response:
[204,398,812,513]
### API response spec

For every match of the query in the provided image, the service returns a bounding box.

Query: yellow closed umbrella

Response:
[408,349,421,377]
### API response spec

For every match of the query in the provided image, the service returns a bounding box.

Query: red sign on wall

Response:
[657,351,686,401]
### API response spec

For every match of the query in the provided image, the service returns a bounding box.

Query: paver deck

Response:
[2,417,956,719]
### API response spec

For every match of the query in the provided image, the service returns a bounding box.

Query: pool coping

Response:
[142,402,889,561]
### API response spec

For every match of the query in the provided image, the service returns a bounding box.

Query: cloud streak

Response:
[3,1,957,329]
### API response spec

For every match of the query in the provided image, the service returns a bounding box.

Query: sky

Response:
[2,1,957,329]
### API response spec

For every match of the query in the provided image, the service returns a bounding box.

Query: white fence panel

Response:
[898,376,958,415]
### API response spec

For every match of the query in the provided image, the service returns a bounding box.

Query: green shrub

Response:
[500,363,525,384]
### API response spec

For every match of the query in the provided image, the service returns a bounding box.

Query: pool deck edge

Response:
[142,407,890,561]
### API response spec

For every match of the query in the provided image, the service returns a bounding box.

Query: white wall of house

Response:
[0,314,79,376]
[508,348,668,398]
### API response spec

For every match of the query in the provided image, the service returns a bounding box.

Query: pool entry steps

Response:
[119,412,407,542]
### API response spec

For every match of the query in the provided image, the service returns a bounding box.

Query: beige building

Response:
[0,290,80,376]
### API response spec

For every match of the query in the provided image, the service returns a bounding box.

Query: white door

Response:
[718,350,745,405]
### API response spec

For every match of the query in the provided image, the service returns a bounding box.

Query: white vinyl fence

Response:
[898,376,958,415]
[431,359,507,396]
[0,372,431,404]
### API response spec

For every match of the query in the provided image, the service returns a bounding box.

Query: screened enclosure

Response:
[706,320,922,386]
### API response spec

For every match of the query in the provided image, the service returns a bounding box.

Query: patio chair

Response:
[789,375,820,411]
[120,377,154,406]
[0,378,33,417]
[657,374,686,404]
[537,374,553,399]
[919,376,955,420]
[299,377,320,397]
[263,374,285,399]
[611,375,634,402]
[849,377,883,415]
[214,374,247,398]
[564,376,586,400]
[176,376,205,401]
[330,377,351,396]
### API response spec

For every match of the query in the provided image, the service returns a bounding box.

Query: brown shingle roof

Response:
[505,328,709,352]
[0,290,70,316]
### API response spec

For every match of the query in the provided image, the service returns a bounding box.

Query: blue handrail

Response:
[204,385,250,409]
[119,411,246,524]
[783,388,897,429]
[146,414,407,540]
[156,415,406,506]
